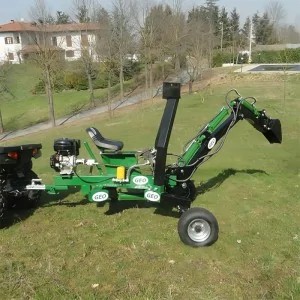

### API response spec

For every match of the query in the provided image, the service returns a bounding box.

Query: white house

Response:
[0,21,100,64]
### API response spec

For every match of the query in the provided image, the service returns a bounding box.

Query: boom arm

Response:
[170,91,282,181]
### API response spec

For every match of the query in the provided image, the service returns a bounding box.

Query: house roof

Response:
[0,21,101,33]
[0,22,36,32]
[48,23,101,32]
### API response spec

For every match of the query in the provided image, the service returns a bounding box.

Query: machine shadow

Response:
[196,168,268,196]
[0,187,84,229]
[1,168,267,228]
[0,207,35,229]
[104,168,268,218]
[41,186,88,207]
[104,201,180,219]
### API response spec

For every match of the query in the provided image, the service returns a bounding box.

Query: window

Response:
[8,52,14,60]
[66,35,72,47]
[81,34,88,47]
[4,37,13,44]
[66,50,74,58]
[52,36,57,46]
[15,36,20,44]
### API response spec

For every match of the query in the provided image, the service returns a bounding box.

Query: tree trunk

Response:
[119,60,124,99]
[162,61,165,79]
[145,63,149,89]
[108,70,113,118]
[188,80,193,94]
[175,54,180,71]
[45,67,55,127]
[149,62,154,103]
[0,110,4,134]
[87,72,95,107]
[149,62,153,89]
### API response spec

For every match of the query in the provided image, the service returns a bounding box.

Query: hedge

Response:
[212,48,300,66]
[251,48,300,63]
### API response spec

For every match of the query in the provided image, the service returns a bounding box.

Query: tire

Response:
[178,207,219,247]
[0,192,7,220]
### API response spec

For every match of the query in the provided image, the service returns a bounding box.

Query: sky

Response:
[0,0,299,27]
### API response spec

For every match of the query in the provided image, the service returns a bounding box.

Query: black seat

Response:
[86,127,124,152]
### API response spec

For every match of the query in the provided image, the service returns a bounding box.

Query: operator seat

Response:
[86,127,124,152]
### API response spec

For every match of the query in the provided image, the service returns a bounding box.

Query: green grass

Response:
[0,75,299,299]
[0,64,134,131]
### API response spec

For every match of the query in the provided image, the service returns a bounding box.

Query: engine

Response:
[50,138,81,175]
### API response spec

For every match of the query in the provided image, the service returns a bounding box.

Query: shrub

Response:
[93,72,118,89]
[64,71,88,91]
[251,48,300,63]
[31,78,45,94]
[123,60,143,81]
[212,51,233,67]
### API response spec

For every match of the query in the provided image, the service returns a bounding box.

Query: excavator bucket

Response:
[262,118,282,144]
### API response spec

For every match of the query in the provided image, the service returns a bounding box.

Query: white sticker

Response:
[92,191,109,202]
[208,137,217,150]
[133,176,149,185]
[145,191,160,202]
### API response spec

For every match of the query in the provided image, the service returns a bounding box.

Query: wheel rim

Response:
[187,218,211,242]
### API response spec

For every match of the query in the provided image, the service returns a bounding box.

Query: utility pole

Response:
[248,19,253,63]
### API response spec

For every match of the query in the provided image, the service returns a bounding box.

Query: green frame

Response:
[45,141,166,203]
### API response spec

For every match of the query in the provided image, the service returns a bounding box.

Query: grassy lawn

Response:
[0,73,299,299]
[1,64,133,131]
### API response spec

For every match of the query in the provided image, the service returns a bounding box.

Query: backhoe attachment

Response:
[165,89,282,183]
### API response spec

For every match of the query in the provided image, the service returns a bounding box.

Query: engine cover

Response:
[54,138,80,156]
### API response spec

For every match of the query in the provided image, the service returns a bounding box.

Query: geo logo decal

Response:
[145,191,160,202]
[133,176,149,185]
[92,192,109,202]
[207,137,217,150]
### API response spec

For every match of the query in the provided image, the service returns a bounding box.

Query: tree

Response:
[188,6,207,23]
[143,4,174,78]
[186,18,209,93]
[229,8,241,61]
[253,12,276,44]
[94,9,117,117]
[266,1,286,25]
[192,0,220,67]
[280,25,300,43]
[73,0,100,107]
[111,0,134,99]
[169,0,187,71]
[92,6,110,24]
[130,0,157,91]
[230,8,240,40]
[205,0,220,33]
[240,16,251,49]
[266,1,286,42]
[74,0,91,23]
[56,11,71,24]
[219,7,231,50]
[28,0,64,127]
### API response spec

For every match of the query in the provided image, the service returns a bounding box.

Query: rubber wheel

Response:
[178,207,219,247]
[0,192,6,220]
[21,171,41,209]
